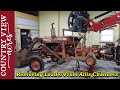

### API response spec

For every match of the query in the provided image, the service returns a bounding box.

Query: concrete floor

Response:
[15,58,120,79]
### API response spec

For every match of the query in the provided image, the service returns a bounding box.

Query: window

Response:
[100,29,114,42]
[64,31,72,36]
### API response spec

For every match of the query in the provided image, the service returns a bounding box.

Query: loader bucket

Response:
[15,50,28,68]
[15,37,42,68]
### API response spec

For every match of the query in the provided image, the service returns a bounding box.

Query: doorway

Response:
[20,29,30,49]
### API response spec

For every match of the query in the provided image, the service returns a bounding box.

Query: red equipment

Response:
[86,11,120,32]
[68,11,120,33]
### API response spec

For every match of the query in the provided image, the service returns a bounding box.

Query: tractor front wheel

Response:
[85,56,96,66]
[29,56,44,72]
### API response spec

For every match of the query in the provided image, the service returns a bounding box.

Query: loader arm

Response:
[86,11,120,32]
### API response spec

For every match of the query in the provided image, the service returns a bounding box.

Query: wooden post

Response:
[58,11,60,36]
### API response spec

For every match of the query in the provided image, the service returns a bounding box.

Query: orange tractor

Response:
[15,29,97,72]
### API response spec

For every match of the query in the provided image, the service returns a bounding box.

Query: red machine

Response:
[68,11,120,33]
[86,11,120,32]
[15,30,97,72]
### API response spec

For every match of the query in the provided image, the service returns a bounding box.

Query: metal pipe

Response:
[53,44,61,52]
[119,24,120,40]
[61,41,66,58]
[94,11,113,19]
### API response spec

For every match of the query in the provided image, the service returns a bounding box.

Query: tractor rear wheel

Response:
[29,56,44,72]
[116,61,120,65]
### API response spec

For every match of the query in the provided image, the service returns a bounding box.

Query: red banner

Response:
[0,11,14,79]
